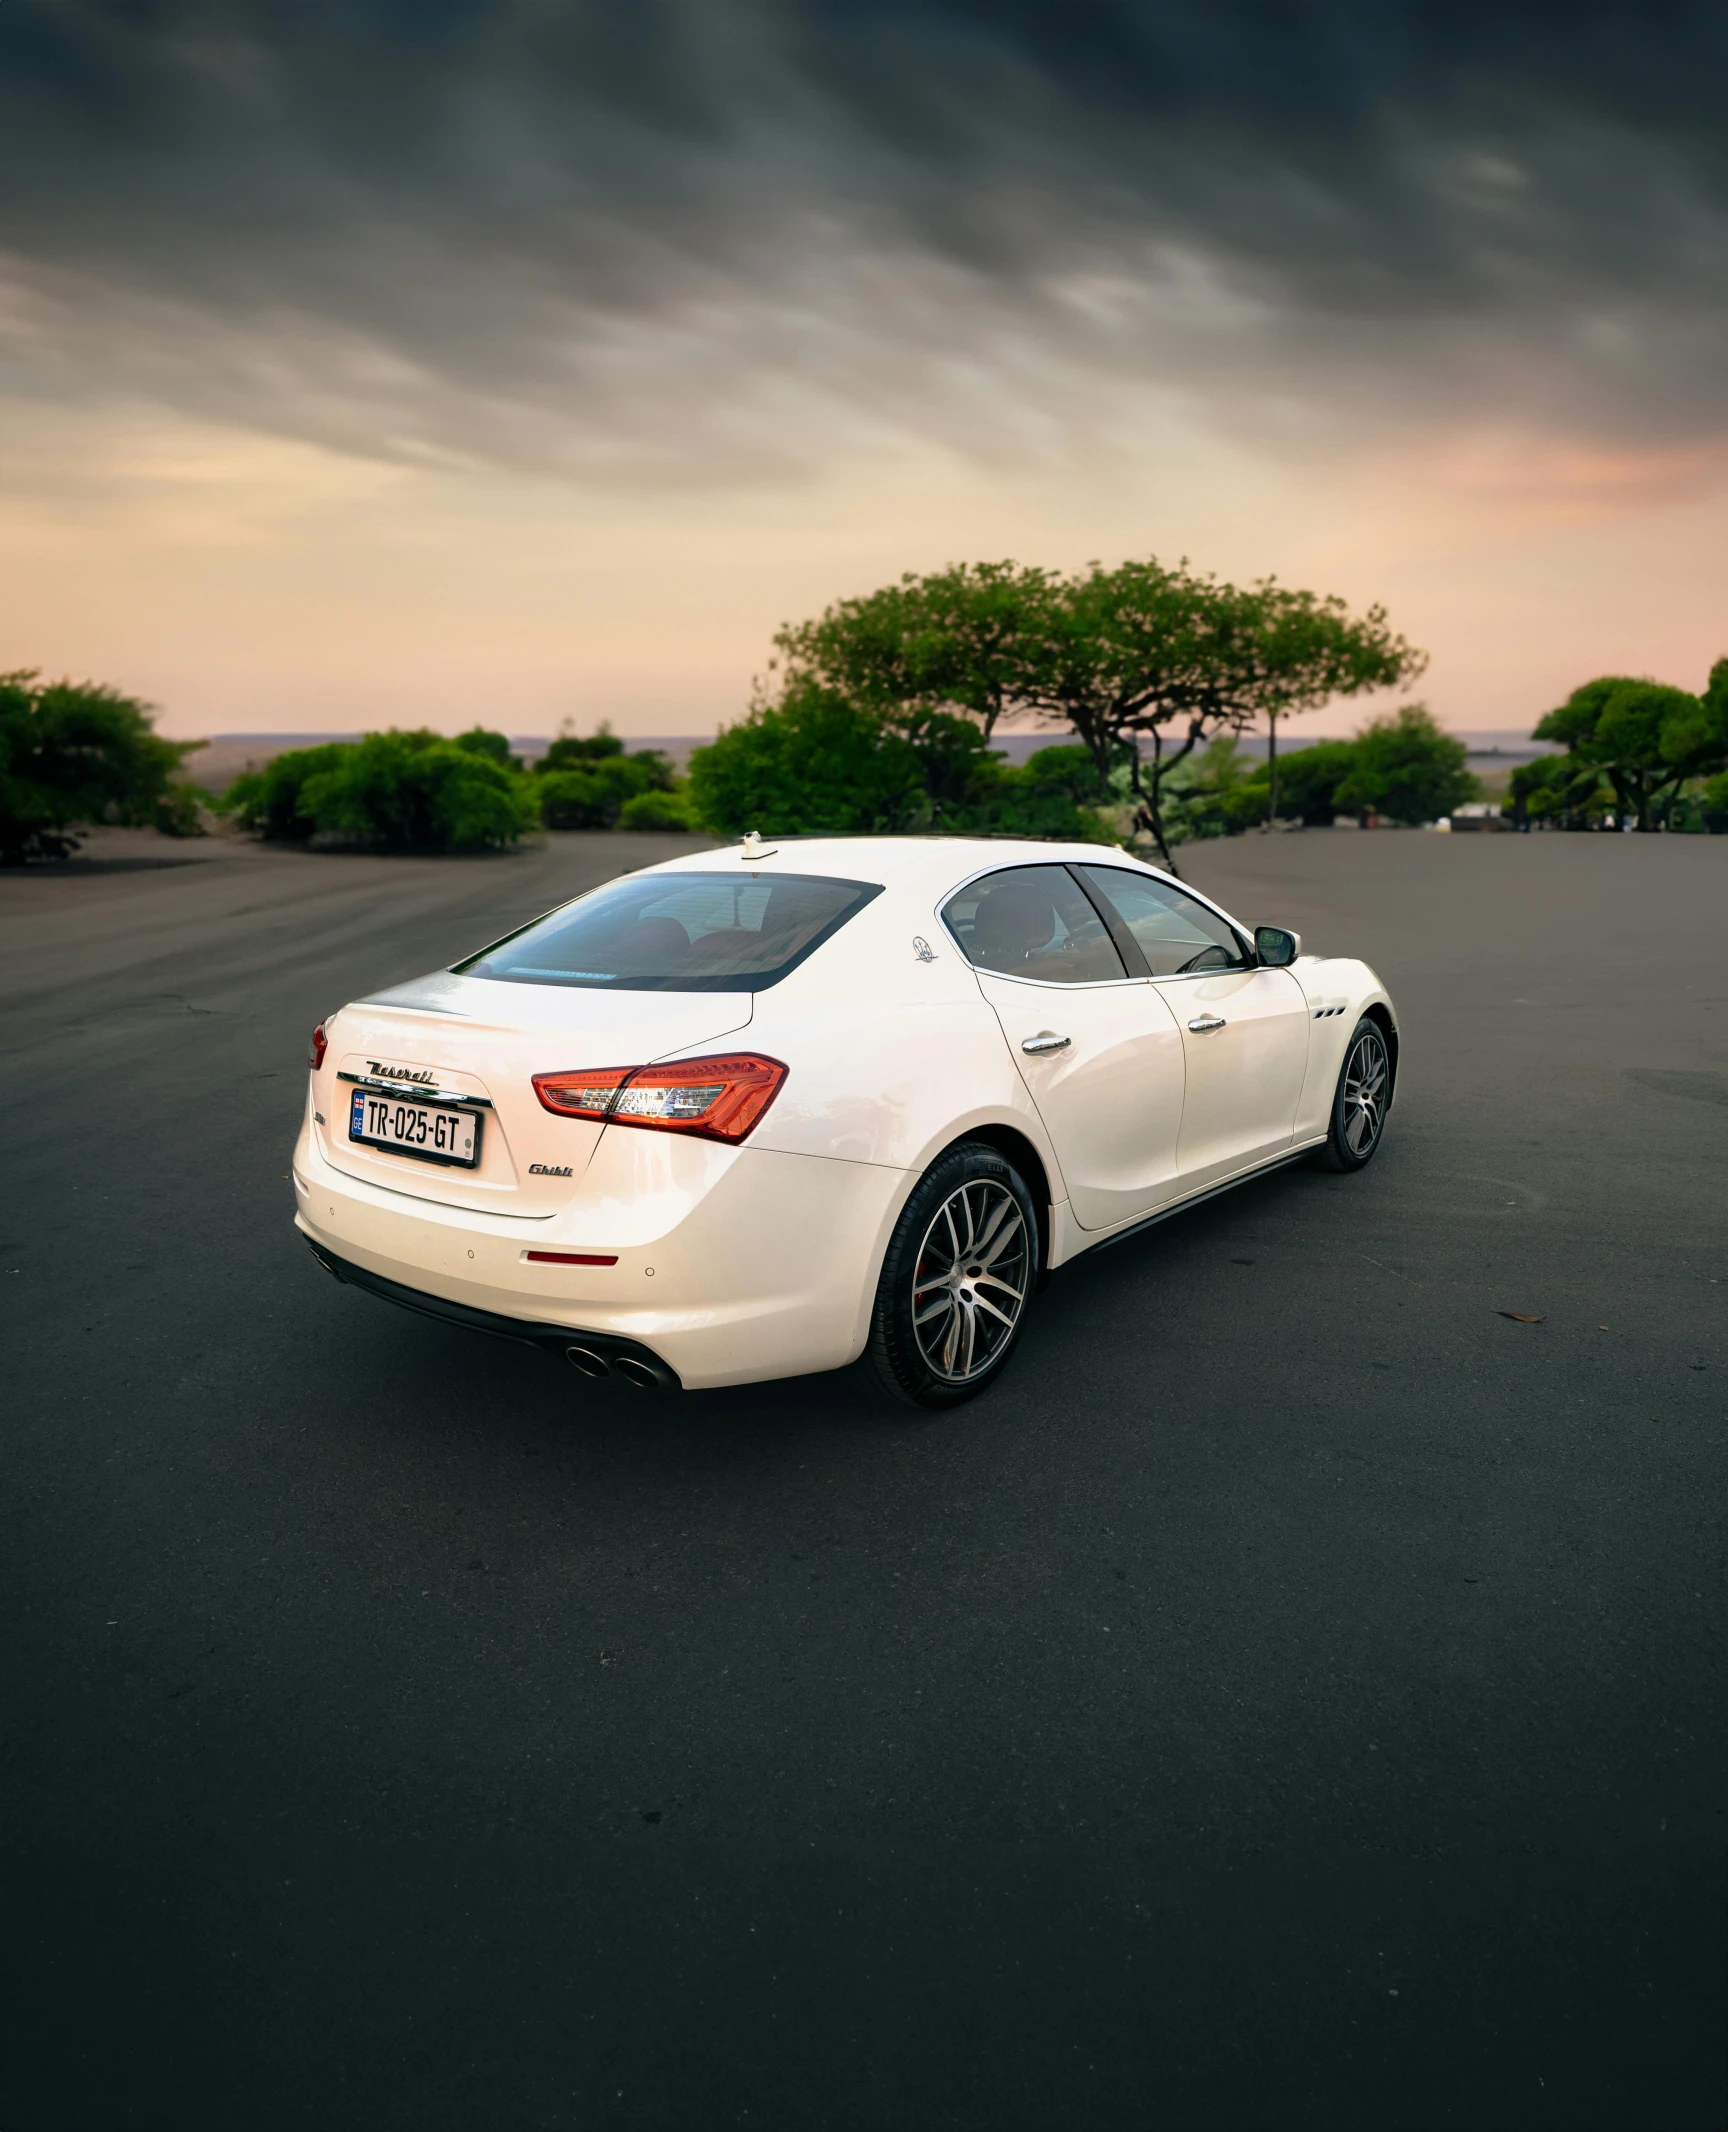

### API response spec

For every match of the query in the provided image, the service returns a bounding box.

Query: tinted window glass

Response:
[942,865,1127,984]
[1077,866,1250,977]
[455,871,881,992]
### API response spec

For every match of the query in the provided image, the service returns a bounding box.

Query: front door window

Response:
[1072,867,1250,976]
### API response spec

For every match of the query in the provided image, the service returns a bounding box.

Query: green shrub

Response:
[1266,740,1361,825]
[687,684,927,835]
[539,726,627,769]
[1334,705,1475,825]
[153,782,210,837]
[226,729,532,851]
[617,787,699,832]
[536,760,657,829]
[0,670,203,862]
[454,726,516,765]
[533,729,675,828]
[689,686,1119,842]
[303,732,531,850]
[1160,736,1263,840]
[952,743,1118,842]
[222,743,355,842]
[1158,735,1359,837]
[537,768,620,830]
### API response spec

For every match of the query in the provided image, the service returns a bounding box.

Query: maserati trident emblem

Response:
[912,936,937,962]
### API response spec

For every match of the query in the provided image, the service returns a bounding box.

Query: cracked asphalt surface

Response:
[3,826,1724,2129]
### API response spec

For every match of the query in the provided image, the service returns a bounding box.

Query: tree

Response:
[1333,706,1475,826]
[758,557,1425,866]
[1532,671,1728,830]
[775,562,1056,740]
[1503,753,1613,830]
[1016,563,1423,872]
[0,670,204,863]
[1013,558,1216,870]
[1235,582,1427,823]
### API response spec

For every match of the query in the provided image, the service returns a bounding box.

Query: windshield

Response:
[454,871,883,992]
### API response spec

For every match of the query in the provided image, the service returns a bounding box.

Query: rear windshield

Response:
[453,871,883,992]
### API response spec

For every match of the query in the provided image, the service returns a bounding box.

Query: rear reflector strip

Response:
[524,1250,619,1266]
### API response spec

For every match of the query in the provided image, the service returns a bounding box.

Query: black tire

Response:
[861,1141,1039,1409]
[1315,1015,1392,1172]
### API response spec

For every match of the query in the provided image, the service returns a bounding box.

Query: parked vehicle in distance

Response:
[295,835,1398,1406]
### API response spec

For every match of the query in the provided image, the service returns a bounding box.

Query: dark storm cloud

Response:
[2,1,1724,479]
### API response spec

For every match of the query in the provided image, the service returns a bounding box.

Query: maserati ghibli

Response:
[294,835,1397,1406]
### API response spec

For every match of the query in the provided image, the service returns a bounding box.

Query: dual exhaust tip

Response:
[566,1343,668,1390]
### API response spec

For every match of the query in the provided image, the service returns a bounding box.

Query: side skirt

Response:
[1074,1139,1330,1262]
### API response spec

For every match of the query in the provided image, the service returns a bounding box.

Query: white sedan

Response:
[294,835,1397,1407]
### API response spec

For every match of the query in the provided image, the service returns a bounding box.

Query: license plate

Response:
[348,1089,482,1168]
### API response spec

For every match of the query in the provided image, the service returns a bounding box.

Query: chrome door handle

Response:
[1021,1032,1071,1054]
[1187,1014,1227,1033]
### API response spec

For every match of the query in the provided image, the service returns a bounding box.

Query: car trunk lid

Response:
[317,971,752,1216]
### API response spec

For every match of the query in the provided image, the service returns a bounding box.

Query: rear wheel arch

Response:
[939,1124,1053,1287]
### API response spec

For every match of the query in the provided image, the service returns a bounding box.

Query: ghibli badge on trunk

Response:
[528,1163,573,1177]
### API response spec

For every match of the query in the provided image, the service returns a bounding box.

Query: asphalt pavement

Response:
[2,824,1724,2129]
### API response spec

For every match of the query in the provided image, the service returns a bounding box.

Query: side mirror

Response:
[1255,925,1301,967]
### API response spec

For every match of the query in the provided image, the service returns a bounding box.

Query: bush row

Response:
[216,701,1120,851]
[220,726,698,851]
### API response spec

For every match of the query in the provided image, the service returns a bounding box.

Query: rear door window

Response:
[941,865,1127,984]
[455,872,882,991]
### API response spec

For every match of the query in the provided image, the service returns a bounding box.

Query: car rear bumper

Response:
[303,1239,683,1388]
[292,1111,913,1390]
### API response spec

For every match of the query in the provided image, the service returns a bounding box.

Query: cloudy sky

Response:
[3,0,1725,739]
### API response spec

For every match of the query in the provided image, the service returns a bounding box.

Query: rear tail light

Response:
[529,1067,630,1119]
[309,1020,330,1070]
[532,1053,787,1144]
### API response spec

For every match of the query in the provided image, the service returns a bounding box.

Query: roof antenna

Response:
[740,829,777,862]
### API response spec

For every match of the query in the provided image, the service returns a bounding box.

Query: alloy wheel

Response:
[1342,1026,1389,1156]
[910,1178,1030,1384]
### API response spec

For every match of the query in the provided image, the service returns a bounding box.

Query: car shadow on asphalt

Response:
[311,1150,1360,1491]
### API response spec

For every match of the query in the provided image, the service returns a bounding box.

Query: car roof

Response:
[636,835,1166,898]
